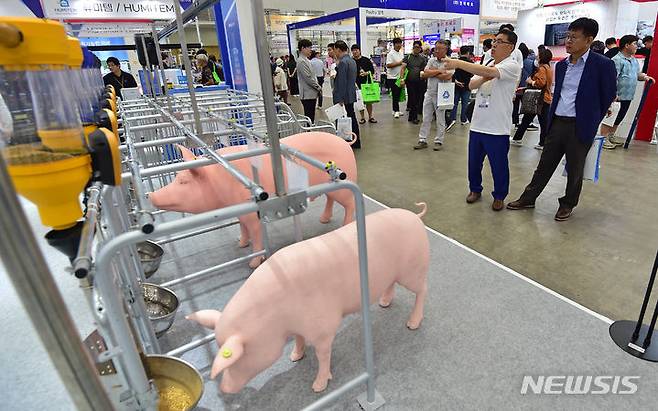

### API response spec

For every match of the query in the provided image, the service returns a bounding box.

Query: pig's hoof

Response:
[290,350,305,362]
[238,238,249,248]
[378,298,392,308]
[319,216,331,224]
[406,318,422,330]
[248,256,265,269]
[312,375,332,393]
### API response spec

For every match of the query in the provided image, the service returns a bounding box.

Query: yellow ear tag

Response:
[221,348,232,358]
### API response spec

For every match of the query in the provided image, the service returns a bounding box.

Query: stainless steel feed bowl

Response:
[142,283,179,337]
[143,355,203,411]
[137,240,164,279]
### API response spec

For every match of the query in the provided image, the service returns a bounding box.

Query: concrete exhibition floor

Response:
[293,95,658,323]
[3,197,658,410]
[1,95,657,410]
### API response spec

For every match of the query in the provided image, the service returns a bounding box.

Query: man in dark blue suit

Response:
[507,18,617,221]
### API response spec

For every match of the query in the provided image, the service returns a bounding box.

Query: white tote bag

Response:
[437,82,455,109]
[336,117,353,142]
[562,136,604,182]
[324,103,347,122]
[354,90,366,112]
[601,101,620,127]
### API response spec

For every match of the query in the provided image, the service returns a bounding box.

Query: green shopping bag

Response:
[392,68,408,102]
[360,72,380,103]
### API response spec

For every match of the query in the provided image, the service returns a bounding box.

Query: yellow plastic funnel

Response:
[8,155,91,230]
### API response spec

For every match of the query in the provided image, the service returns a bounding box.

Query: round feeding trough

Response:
[143,355,203,411]
[137,240,164,278]
[142,283,179,337]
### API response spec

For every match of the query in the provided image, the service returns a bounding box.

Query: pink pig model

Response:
[186,203,429,393]
[148,132,358,268]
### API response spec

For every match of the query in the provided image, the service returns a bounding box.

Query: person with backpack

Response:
[511,48,553,149]
[512,43,537,129]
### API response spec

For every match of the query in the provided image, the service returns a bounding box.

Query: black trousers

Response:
[386,79,402,112]
[512,94,522,125]
[301,99,316,123]
[317,77,324,108]
[513,100,550,145]
[344,102,361,148]
[519,117,592,208]
[406,80,424,121]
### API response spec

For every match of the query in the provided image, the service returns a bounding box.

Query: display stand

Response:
[609,249,658,362]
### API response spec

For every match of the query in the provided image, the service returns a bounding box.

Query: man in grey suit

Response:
[332,40,360,148]
[296,39,322,123]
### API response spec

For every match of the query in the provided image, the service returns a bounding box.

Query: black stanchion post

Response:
[632,250,658,342]
[609,249,658,362]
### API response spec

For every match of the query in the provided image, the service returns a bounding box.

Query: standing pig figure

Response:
[186,203,429,393]
[148,132,357,268]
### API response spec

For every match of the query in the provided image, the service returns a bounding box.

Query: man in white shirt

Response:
[443,29,522,211]
[386,37,405,118]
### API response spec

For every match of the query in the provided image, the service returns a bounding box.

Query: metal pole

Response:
[72,182,102,278]
[139,35,154,98]
[152,23,173,112]
[250,0,286,197]
[0,156,113,411]
[195,17,202,45]
[174,0,204,137]
[632,250,658,342]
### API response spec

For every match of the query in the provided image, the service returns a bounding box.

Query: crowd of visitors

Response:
[274,17,654,221]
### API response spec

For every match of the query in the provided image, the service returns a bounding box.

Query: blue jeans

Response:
[468,131,510,200]
[450,87,471,123]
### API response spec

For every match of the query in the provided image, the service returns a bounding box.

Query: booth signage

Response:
[79,37,129,61]
[41,0,191,20]
[544,4,591,24]
[480,0,532,18]
[358,0,479,15]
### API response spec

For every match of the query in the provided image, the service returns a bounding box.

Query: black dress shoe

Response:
[554,207,573,221]
[506,199,535,210]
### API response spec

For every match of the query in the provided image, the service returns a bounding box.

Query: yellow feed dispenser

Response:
[0,18,92,232]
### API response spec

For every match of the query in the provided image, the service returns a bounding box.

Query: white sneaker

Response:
[534,144,543,150]
[650,139,657,145]
[394,112,400,119]
[510,139,523,146]
[446,120,456,131]
[602,141,617,150]
[461,120,470,125]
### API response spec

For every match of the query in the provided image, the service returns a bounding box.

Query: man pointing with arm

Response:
[442,28,522,211]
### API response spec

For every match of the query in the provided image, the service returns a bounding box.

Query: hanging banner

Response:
[40,0,192,21]
[480,0,533,19]
[67,22,167,37]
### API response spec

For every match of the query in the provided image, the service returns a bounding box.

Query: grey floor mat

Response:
[1,197,656,410]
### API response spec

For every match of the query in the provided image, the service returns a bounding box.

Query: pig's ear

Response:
[210,335,244,379]
[186,310,222,329]
[177,144,196,161]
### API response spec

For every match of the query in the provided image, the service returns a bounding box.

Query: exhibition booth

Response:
[286,1,480,58]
